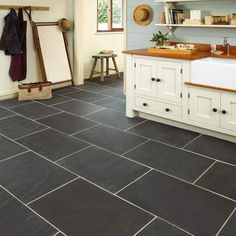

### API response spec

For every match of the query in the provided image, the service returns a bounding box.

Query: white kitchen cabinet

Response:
[188,87,236,132]
[221,93,236,132]
[134,58,182,103]
[188,88,220,127]
[157,61,182,103]
[134,58,157,98]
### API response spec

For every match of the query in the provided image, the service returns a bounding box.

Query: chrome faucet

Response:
[223,37,230,56]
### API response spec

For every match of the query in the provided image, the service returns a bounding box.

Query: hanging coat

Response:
[0,9,22,55]
[9,9,27,82]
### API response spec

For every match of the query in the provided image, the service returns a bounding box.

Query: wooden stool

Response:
[89,54,121,82]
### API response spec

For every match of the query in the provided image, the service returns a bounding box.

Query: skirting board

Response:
[138,111,236,144]
[0,90,18,101]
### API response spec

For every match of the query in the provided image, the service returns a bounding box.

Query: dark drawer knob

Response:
[165,108,170,112]
[156,78,161,82]
[222,110,227,115]
[151,78,156,81]
[213,108,218,112]
[143,103,148,107]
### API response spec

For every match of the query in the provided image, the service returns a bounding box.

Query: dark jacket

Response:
[0,9,22,55]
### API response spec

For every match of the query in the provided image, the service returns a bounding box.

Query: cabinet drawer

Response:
[134,96,182,118]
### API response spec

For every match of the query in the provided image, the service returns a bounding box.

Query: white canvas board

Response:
[37,25,72,83]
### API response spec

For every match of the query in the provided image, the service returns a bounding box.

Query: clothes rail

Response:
[0,5,49,11]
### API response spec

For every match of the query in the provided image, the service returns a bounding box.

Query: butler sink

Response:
[191,57,236,90]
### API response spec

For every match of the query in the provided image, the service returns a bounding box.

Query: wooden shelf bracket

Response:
[0,5,50,11]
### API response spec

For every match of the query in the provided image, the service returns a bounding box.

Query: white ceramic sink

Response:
[191,57,236,90]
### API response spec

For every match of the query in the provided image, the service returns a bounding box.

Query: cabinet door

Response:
[134,58,157,98]
[188,88,220,126]
[157,61,182,103]
[221,93,236,132]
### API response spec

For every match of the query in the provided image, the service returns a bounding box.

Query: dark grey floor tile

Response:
[0,152,76,203]
[53,100,102,116]
[58,146,149,193]
[75,125,147,154]
[37,94,72,106]
[0,134,26,161]
[129,121,199,148]
[55,233,65,236]
[196,162,236,200]
[53,86,78,95]
[76,83,109,93]
[0,187,56,236]
[0,98,32,108]
[185,135,236,165]
[66,90,107,103]
[107,81,124,89]
[85,109,145,130]
[118,170,235,236]
[93,97,126,112]
[0,115,46,139]
[0,107,15,119]
[218,211,236,236]
[125,141,214,183]
[137,219,190,236]
[100,88,126,99]
[30,179,153,236]
[11,103,59,120]
[38,113,97,135]
[17,129,89,162]
[85,77,118,85]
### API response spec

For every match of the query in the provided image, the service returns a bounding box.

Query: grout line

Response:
[122,139,150,156]
[132,216,157,236]
[0,114,17,121]
[3,101,34,109]
[192,161,217,184]
[70,124,100,136]
[81,108,105,118]
[0,184,66,235]
[55,145,93,163]
[0,150,30,164]
[35,111,63,121]
[14,128,49,141]
[215,208,236,236]
[115,169,153,195]
[27,177,79,205]
[182,134,202,149]
[125,120,148,132]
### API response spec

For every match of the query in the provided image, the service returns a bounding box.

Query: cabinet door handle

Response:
[156,78,162,82]
[212,108,218,113]
[143,103,148,107]
[222,110,227,115]
[151,78,156,81]
[165,108,170,112]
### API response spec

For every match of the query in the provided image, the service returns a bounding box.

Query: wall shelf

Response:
[156,23,236,28]
[0,5,50,11]
[155,0,234,2]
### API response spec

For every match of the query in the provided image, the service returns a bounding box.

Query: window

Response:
[97,0,123,32]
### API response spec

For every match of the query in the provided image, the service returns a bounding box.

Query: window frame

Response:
[97,0,124,33]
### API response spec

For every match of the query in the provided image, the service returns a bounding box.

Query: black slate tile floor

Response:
[0,106,15,119]
[58,146,150,193]
[136,219,190,236]
[0,76,236,236]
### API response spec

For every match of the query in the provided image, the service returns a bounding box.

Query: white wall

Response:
[0,0,73,99]
[75,0,125,80]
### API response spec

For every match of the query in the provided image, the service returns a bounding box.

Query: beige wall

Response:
[0,0,73,99]
[74,0,125,81]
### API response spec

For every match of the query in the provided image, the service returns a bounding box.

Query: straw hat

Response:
[133,5,153,26]
[58,18,72,32]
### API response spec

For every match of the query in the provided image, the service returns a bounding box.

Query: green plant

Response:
[150,31,169,47]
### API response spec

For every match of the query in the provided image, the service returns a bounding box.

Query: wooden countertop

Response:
[123,49,211,61]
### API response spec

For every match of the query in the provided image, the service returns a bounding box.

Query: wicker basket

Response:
[18,82,52,101]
